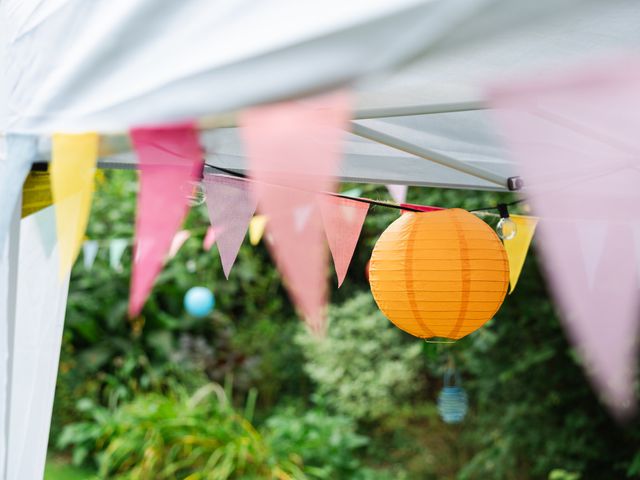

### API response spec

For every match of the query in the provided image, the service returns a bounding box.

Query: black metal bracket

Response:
[507,176,523,191]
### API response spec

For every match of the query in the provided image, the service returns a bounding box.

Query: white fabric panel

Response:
[6,206,70,480]
[0,204,20,479]
[357,0,640,109]
[4,0,640,191]
[1,0,482,133]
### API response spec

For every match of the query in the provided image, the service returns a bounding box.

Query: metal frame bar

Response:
[349,121,508,189]
[39,100,506,191]
[36,100,487,161]
[352,100,485,120]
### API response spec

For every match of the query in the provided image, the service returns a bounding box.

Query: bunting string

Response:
[204,163,526,215]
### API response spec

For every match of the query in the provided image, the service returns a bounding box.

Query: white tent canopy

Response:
[2,0,640,478]
[17,0,640,190]
[4,0,640,192]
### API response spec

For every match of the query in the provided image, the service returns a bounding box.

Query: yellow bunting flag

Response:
[22,171,53,218]
[51,133,99,276]
[503,214,538,294]
[249,215,268,246]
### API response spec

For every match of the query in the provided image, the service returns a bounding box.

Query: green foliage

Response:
[296,292,424,421]
[45,458,97,480]
[53,170,640,480]
[266,405,390,480]
[58,384,305,480]
[548,470,581,480]
[455,253,640,479]
[54,169,307,438]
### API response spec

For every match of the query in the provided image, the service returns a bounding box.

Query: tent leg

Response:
[350,121,508,189]
[0,201,21,480]
[354,100,486,120]
[4,206,71,480]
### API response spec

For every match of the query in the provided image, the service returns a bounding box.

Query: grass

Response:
[44,458,97,480]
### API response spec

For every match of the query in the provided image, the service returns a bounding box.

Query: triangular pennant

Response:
[241,91,351,333]
[21,171,53,219]
[109,239,128,272]
[168,230,191,259]
[1,135,38,252]
[575,220,608,289]
[632,226,640,286]
[318,195,369,287]
[488,58,640,417]
[129,122,203,317]
[386,184,408,204]
[503,215,538,294]
[249,216,268,246]
[203,174,257,278]
[82,240,99,270]
[50,133,99,276]
[294,203,314,233]
[203,226,217,251]
[400,203,443,213]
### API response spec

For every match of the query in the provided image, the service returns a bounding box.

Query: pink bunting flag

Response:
[129,122,203,317]
[203,174,257,278]
[240,91,351,333]
[203,226,217,251]
[168,230,191,259]
[386,184,408,204]
[319,196,369,287]
[488,57,640,418]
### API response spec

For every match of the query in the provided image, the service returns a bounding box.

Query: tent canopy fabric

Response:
[2,1,640,478]
[3,0,640,192]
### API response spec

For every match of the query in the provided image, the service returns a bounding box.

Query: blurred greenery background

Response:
[44,169,640,479]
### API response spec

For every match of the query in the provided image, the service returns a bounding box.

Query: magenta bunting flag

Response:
[203,174,257,278]
[319,196,369,287]
[487,58,640,418]
[386,184,407,204]
[203,226,217,251]
[129,122,203,317]
[240,91,351,333]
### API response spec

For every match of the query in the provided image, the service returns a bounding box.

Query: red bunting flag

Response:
[129,122,203,317]
[203,174,257,278]
[488,58,640,418]
[400,203,443,213]
[318,196,369,287]
[240,91,351,333]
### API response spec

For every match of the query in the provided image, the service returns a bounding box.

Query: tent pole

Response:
[32,101,487,162]
[353,100,485,120]
[349,121,507,189]
[0,201,20,480]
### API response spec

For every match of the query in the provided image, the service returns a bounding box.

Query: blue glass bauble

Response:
[184,286,215,318]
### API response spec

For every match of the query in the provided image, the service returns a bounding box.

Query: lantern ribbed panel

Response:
[369,209,509,340]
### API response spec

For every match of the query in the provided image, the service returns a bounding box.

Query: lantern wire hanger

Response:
[203,162,526,215]
[443,354,456,378]
[424,338,456,344]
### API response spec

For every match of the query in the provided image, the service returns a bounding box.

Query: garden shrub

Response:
[265,405,394,480]
[58,384,305,479]
[295,292,424,421]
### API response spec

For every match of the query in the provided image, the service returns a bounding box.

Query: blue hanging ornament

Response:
[184,286,215,318]
[437,369,468,424]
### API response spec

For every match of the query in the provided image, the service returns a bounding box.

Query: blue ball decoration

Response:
[437,372,468,424]
[184,286,215,318]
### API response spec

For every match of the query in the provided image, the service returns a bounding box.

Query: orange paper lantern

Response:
[369,208,509,340]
